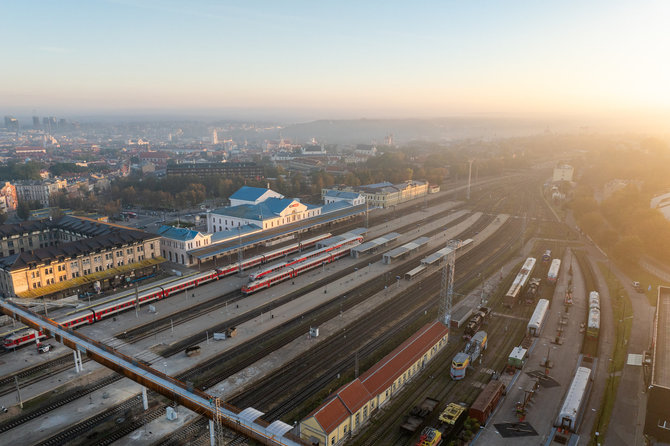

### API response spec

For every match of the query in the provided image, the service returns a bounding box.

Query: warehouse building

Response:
[300,321,449,445]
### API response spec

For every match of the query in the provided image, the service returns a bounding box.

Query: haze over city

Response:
[2,2,670,446]
[2,0,670,128]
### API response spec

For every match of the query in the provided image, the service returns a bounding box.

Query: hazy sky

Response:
[2,1,669,121]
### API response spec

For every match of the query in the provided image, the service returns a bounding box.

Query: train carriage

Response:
[405,265,427,281]
[503,257,536,308]
[589,291,600,310]
[587,308,600,338]
[547,259,561,284]
[241,242,358,294]
[527,299,550,337]
[556,366,591,431]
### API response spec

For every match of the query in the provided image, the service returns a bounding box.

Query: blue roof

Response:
[325,190,362,199]
[362,181,393,189]
[210,224,262,242]
[211,197,302,220]
[157,225,202,241]
[321,201,351,214]
[229,186,275,202]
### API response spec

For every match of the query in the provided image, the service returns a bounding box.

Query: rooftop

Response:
[653,287,670,388]
[359,321,448,395]
[157,225,204,241]
[0,216,158,270]
[230,185,279,202]
[211,198,307,220]
[325,190,362,200]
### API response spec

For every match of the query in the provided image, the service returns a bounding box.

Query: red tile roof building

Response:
[300,321,449,445]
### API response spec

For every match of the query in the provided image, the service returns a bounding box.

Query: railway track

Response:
[153,219,523,445]
[0,206,481,442]
[0,174,533,443]
[19,211,494,445]
[53,217,498,445]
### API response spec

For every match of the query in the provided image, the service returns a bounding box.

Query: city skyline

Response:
[3,1,669,127]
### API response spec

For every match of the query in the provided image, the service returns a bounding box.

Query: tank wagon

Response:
[556,366,591,431]
[527,299,550,337]
[503,257,536,308]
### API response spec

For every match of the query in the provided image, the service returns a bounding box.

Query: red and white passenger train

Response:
[248,235,364,281]
[241,239,361,295]
[3,233,333,349]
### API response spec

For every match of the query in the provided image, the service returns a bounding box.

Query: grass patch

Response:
[611,261,667,307]
[588,262,633,445]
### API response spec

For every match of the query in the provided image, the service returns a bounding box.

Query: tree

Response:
[17,201,30,220]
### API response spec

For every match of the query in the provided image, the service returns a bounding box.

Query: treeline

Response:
[0,161,107,181]
[570,138,670,266]
[108,148,515,209]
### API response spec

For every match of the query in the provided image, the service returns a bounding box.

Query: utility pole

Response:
[134,283,139,318]
[237,227,243,276]
[14,376,22,409]
[365,201,369,229]
[466,159,475,200]
[355,351,359,378]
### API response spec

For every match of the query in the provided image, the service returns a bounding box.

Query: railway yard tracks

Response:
[26,210,503,445]
[152,219,524,445]
[0,172,566,445]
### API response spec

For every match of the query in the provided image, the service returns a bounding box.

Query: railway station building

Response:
[0,216,162,299]
[207,186,322,233]
[300,321,449,445]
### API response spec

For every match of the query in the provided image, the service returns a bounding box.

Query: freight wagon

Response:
[469,379,505,424]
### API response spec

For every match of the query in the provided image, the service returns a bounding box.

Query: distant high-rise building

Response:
[58,118,67,129]
[212,129,218,145]
[33,116,40,128]
[4,116,18,130]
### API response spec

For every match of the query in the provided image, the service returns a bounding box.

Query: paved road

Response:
[564,211,651,446]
